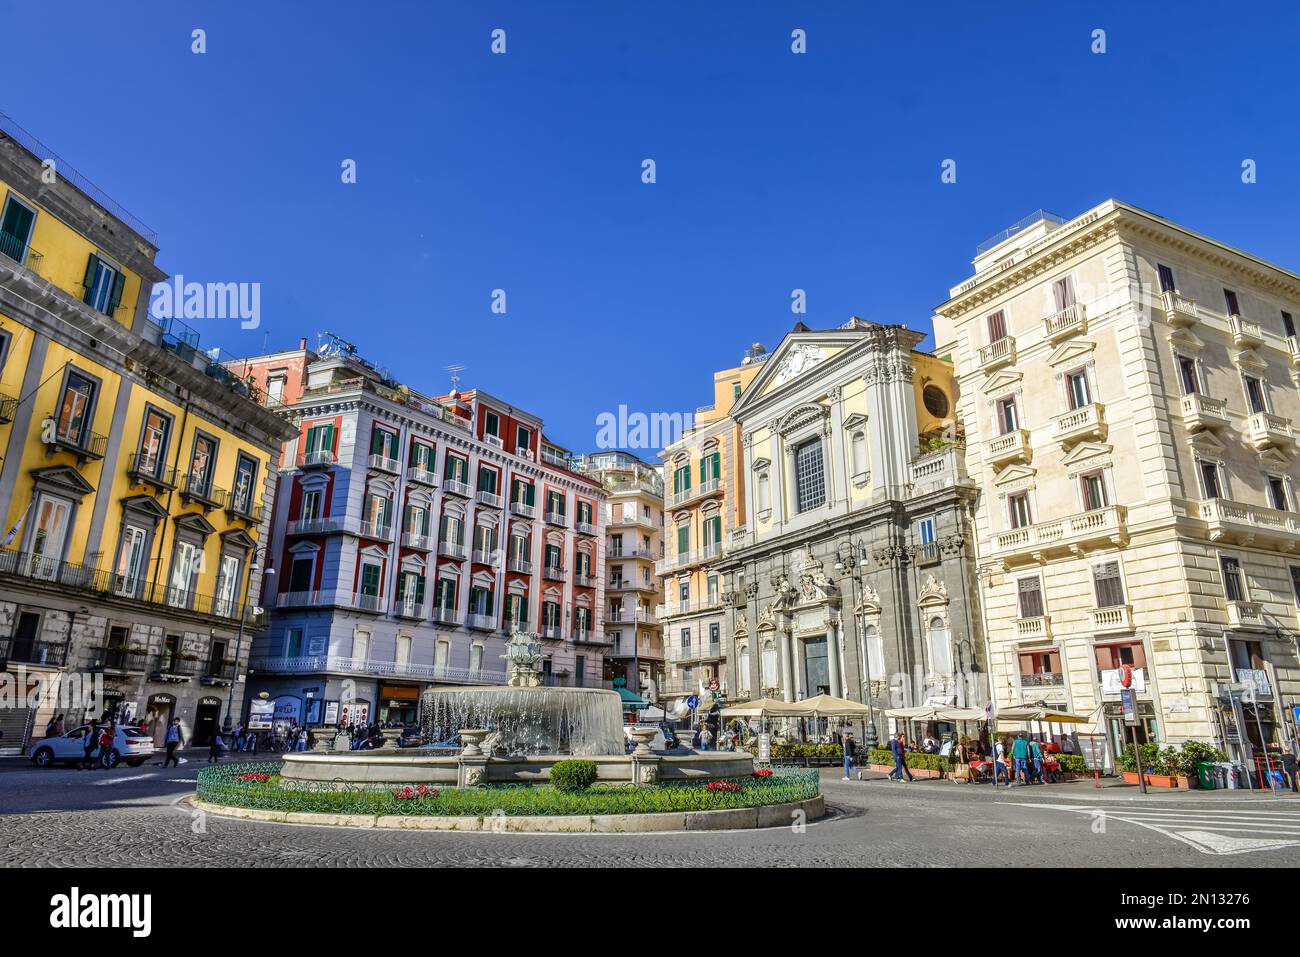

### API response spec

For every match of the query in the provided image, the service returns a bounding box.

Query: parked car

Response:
[29,725,156,769]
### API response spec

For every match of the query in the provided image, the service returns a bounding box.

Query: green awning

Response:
[616,688,648,708]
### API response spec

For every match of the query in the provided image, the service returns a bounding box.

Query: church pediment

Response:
[1061,441,1112,466]
[776,402,829,438]
[1047,339,1097,367]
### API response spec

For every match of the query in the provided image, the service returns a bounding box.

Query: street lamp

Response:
[835,540,878,750]
[223,547,274,733]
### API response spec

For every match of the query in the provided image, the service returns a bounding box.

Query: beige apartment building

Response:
[656,350,765,708]
[571,451,665,699]
[934,201,1300,768]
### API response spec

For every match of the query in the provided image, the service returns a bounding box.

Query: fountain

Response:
[277,630,753,787]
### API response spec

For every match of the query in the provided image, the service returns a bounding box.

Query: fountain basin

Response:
[421,685,625,757]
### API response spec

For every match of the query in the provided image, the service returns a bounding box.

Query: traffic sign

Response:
[1120,688,1138,726]
[686,695,699,710]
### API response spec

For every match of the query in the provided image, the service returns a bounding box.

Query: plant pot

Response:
[1175,774,1194,789]
[1124,770,1178,787]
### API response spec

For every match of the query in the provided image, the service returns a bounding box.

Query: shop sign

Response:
[248,699,274,730]
[1121,689,1138,726]
[1101,667,1146,694]
[1235,669,1270,698]
[758,733,771,763]
[323,701,339,725]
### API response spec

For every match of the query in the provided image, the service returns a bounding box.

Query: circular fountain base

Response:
[278,749,754,787]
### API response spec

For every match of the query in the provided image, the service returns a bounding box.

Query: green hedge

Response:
[197,762,821,817]
[549,760,598,793]
[1118,740,1226,775]
[866,748,949,772]
[745,742,843,759]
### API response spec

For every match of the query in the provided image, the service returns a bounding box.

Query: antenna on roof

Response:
[444,363,465,395]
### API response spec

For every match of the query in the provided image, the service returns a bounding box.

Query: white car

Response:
[29,725,156,769]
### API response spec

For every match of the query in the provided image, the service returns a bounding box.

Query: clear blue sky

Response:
[8,1,1300,452]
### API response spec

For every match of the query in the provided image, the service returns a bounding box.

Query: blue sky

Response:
[7,1,1300,452]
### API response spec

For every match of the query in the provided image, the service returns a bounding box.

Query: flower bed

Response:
[197,762,820,817]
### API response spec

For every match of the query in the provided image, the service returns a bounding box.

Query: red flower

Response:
[751,768,773,778]
[707,780,743,793]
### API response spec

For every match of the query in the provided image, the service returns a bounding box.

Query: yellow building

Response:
[656,348,766,706]
[0,116,294,756]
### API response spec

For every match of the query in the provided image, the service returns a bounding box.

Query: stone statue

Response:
[501,630,544,688]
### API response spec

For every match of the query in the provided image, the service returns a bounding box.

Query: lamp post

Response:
[836,540,878,749]
[223,547,274,733]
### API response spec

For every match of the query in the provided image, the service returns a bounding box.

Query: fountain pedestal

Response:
[457,729,490,787]
[628,727,661,786]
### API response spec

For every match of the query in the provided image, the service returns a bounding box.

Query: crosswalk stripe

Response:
[1108,813,1300,824]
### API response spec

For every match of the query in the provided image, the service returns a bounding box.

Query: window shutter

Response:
[82,253,99,291]
[415,575,426,605]
[108,270,126,314]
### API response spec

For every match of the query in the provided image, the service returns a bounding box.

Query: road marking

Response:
[94,773,153,786]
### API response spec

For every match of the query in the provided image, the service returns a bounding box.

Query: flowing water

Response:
[421,686,625,756]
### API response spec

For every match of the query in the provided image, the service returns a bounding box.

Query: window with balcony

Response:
[509,533,530,566]
[546,490,565,520]
[57,371,97,447]
[576,550,592,578]
[434,578,457,615]
[505,593,527,627]
[574,606,591,635]
[0,194,36,265]
[484,410,499,439]
[680,627,691,651]
[544,543,562,570]
[286,628,303,658]
[1051,276,1075,312]
[230,454,258,515]
[673,464,691,498]
[511,478,534,508]
[996,397,1018,435]
[439,514,463,546]
[1157,264,1176,294]
[542,601,561,631]
[1065,369,1091,410]
[397,571,425,612]
[577,500,592,526]
[468,585,492,616]
[216,553,242,617]
[516,425,531,455]
[927,616,952,673]
[405,504,429,538]
[1080,471,1108,511]
[703,515,721,551]
[794,438,826,512]
[185,434,216,498]
[169,539,201,608]
[1008,493,1031,529]
[700,451,720,485]
[474,525,495,559]
[113,524,149,598]
[986,309,1007,342]
[1198,459,1223,499]
[364,492,392,532]
[409,440,434,470]
[359,563,382,599]
[1092,561,1125,608]
[707,574,719,605]
[676,525,689,557]
[136,408,171,477]
[371,427,398,461]
[1242,375,1268,415]
[1176,354,1199,396]
[918,516,936,553]
[478,466,499,496]
[1220,555,1246,603]
[1284,311,1296,338]
[83,254,124,316]
[444,454,468,483]
[1267,476,1290,511]
[301,489,322,521]
[304,422,334,459]
[679,579,690,602]
[289,558,313,592]
[1017,576,1044,619]
[1224,288,1241,317]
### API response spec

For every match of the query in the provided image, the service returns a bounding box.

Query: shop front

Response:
[145,693,176,747]
[377,684,421,725]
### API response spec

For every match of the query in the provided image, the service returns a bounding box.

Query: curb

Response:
[191,794,825,833]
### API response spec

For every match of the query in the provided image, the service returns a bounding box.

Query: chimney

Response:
[299,337,307,350]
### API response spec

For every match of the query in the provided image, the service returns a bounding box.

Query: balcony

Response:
[510,500,537,519]
[545,510,567,527]
[571,629,606,645]
[1019,671,1064,689]
[1015,616,1052,640]
[1192,498,1300,550]
[607,546,659,562]
[46,426,108,462]
[984,429,1030,466]
[438,540,467,560]
[607,578,656,593]
[287,517,342,536]
[669,477,723,508]
[978,336,1016,373]
[88,646,149,675]
[575,520,597,536]
[301,449,336,469]
[358,519,393,540]
[606,608,658,624]
[1043,303,1086,343]
[541,624,565,641]
[0,637,67,668]
[658,598,722,617]
[431,606,462,626]
[1180,393,1229,432]
[1088,604,1134,634]
[1230,315,1264,348]
[476,490,503,509]
[472,548,496,564]
[507,558,532,574]
[607,512,655,530]
[406,465,438,486]
[1052,403,1106,444]
[543,565,567,582]
[276,590,327,608]
[467,613,497,631]
[394,598,424,620]
[402,531,433,551]
[1288,335,1300,370]
[1246,412,1294,451]
[151,653,200,681]
[126,454,177,491]
[0,392,15,424]
[200,661,238,686]
[1161,291,1198,328]
[249,654,507,685]
[914,542,940,566]
[483,433,504,449]
[990,505,1128,562]
[654,544,722,575]
[909,445,970,497]
[350,592,384,614]
[1225,600,1266,631]
[575,573,597,588]
[368,453,400,475]
[223,491,263,524]
[442,478,471,497]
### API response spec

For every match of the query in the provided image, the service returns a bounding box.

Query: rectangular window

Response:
[1080,471,1108,511]
[1095,641,1146,672]
[703,515,721,546]
[986,310,1007,342]
[217,554,241,616]
[676,525,689,556]
[231,455,258,515]
[138,408,170,476]
[1243,376,1267,415]
[1220,556,1246,603]
[1008,493,1031,529]
[359,563,381,597]
[83,254,124,316]
[1052,276,1075,312]
[673,464,692,495]
[435,578,456,612]
[444,454,467,482]
[1092,561,1125,608]
[478,465,498,494]
[516,425,531,453]
[918,516,936,545]
[1199,460,1222,499]
[680,628,691,651]
[188,434,217,497]
[57,372,96,446]
[370,427,397,459]
[114,525,148,597]
[1065,369,1090,410]
[305,422,335,453]
[289,558,313,592]
[1291,566,1300,607]
[170,540,200,607]
[301,489,322,521]
[997,397,1018,434]
[1284,311,1296,338]
[794,438,826,512]
[1017,577,1044,619]
[1176,355,1199,396]
[679,579,690,602]
[1157,264,1176,294]
[1267,477,1289,511]
[1224,289,1240,317]
[0,194,36,264]
[409,440,433,469]
[484,410,499,437]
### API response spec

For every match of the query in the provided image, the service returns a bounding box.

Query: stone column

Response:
[779,628,795,703]
[827,388,846,509]
[825,616,843,698]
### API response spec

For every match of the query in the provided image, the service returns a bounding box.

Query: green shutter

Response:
[415,576,425,605]
[82,254,99,292]
[677,526,689,555]
[371,429,386,455]
[108,270,125,314]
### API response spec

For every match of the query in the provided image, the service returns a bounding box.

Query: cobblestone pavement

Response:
[2,759,1298,867]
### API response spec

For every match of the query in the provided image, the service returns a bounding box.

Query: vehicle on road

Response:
[29,725,157,769]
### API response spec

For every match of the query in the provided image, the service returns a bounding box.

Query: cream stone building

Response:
[656,352,765,709]
[934,201,1300,767]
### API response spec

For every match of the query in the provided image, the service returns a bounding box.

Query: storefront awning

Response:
[616,687,648,709]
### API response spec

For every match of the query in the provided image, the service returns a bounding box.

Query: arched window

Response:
[851,431,867,476]
[927,616,952,674]
[761,640,778,688]
[758,472,771,512]
[738,645,751,693]
[861,624,884,678]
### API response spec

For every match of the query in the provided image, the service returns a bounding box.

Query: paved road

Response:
[2,758,1298,867]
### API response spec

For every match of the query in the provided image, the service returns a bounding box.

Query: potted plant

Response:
[1174,741,1228,789]
[1119,742,1180,787]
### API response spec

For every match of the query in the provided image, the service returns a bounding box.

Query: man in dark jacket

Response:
[890,734,914,782]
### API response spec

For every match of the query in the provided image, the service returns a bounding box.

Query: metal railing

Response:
[249,654,506,684]
[47,424,108,459]
[0,638,67,668]
[443,478,471,497]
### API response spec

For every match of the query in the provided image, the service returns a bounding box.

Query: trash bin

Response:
[1197,761,1217,790]
[1219,762,1239,789]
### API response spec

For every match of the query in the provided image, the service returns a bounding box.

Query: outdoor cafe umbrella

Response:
[994,706,1089,727]
[718,697,808,718]
[798,694,872,717]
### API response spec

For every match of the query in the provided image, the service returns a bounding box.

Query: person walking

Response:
[890,733,914,782]
[97,721,116,769]
[842,731,856,781]
[163,718,183,767]
[1012,733,1030,785]
[994,737,1011,785]
[1029,737,1045,785]
[1284,738,1300,793]
[208,729,226,764]
[80,720,100,770]
[699,725,713,751]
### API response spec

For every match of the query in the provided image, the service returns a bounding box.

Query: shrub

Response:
[1118,742,1179,775]
[1056,754,1088,774]
[1174,741,1228,776]
[548,759,599,793]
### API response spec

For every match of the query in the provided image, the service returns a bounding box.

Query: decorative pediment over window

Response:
[1190,429,1226,453]
[917,573,950,614]
[407,488,434,507]
[981,369,1023,395]
[219,528,258,552]
[442,499,467,518]
[543,585,562,602]
[120,493,169,523]
[398,552,427,572]
[1258,447,1291,469]
[733,620,749,640]
[299,472,330,492]
[544,529,565,546]
[758,602,782,629]
[31,465,95,499]
[360,543,387,561]
[855,584,881,618]
[573,592,591,609]
[1060,442,1112,467]
[1167,328,1204,354]
[777,403,829,438]
[843,412,868,430]
[367,476,397,496]
[1047,339,1096,368]
[288,540,320,556]
[477,511,501,531]
[752,457,771,472]
[173,511,216,537]
[506,578,528,596]
[1230,348,1268,373]
[471,569,495,588]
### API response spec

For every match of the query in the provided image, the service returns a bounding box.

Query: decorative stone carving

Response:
[772,343,825,387]
[464,766,484,786]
